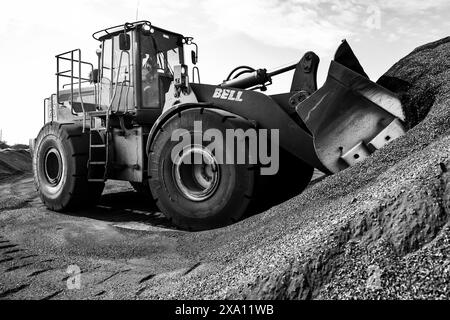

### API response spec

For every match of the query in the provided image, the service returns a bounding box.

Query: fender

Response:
[146,99,330,174]
[146,102,219,155]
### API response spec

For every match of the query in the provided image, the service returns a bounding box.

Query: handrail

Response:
[43,94,59,124]
[92,20,184,42]
[62,80,91,88]
[56,57,95,68]
[56,49,97,132]
[50,94,55,122]
[92,20,151,41]
[43,98,49,125]
[192,66,201,83]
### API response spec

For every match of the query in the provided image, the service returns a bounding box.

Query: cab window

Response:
[140,30,183,108]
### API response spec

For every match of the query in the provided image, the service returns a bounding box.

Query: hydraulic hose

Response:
[225,66,256,81]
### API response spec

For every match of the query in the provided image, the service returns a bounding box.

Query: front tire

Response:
[32,122,104,211]
[148,108,256,231]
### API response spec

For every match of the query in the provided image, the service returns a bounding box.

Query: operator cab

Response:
[94,21,186,123]
[52,21,197,127]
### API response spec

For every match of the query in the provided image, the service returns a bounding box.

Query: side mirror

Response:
[90,69,100,84]
[191,50,197,65]
[119,33,131,51]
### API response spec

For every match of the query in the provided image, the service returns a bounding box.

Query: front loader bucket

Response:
[296,40,406,173]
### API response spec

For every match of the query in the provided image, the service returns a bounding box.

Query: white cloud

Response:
[199,0,450,55]
[201,0,355,54]
[378,0,450,14]
[0,0,449,144]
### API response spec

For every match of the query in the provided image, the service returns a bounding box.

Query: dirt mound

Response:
[144,37,450,300]
[0,149,31,180]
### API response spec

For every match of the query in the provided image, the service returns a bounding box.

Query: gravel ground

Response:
[0,37,449,300]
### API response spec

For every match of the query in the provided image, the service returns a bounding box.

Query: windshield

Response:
[140,30,183,75]
[140,30,183,108]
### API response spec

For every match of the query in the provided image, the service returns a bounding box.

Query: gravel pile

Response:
[0,149,31,180]
[143,37,450,300]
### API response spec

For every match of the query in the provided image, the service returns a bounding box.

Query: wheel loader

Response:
[32,21,406,231]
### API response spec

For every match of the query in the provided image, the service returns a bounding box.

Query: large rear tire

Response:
[148,108,256,231]
[32,122,104,211]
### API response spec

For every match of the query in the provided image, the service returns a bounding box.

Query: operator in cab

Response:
[141,52,159,107]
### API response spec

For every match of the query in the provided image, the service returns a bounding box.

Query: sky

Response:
[0,0,449,144]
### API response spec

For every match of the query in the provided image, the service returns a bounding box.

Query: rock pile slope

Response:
[145,37,450,300]
[0,149,31,180]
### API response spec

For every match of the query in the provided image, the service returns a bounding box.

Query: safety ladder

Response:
[85,47,131,182]
[87,111,109,182]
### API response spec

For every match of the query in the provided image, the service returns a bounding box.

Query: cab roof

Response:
[92,20,184,42]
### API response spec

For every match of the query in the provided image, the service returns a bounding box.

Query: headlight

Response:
[142,23,153,34]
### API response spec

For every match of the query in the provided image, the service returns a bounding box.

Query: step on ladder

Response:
[88,112,109,183]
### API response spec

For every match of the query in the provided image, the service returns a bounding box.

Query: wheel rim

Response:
[173,145,220,202]
[44,147,62,186]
